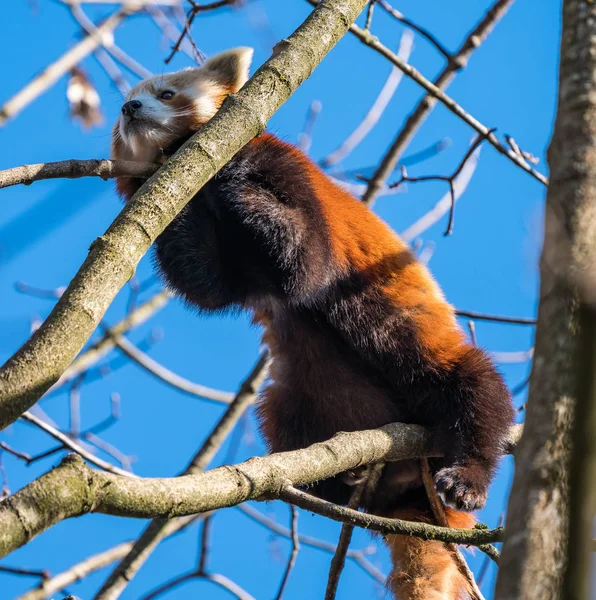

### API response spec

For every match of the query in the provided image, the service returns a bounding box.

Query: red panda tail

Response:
[384,506,475,600]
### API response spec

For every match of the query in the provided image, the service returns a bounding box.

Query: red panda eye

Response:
[160,90,175,100]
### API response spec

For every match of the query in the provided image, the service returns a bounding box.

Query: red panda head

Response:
[111,47,253,163]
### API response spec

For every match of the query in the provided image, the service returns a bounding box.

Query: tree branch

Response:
[0,159,159,190]
[496,1,596,598]
[0,421,518,559]
[111,334,235,405]
[0,0,369,433]
[279,485,502,546]
[49,290,170,394]
[237,504,386,583]
[306,0,550,204]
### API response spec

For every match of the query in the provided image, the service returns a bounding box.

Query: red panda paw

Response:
[434,466,488,512]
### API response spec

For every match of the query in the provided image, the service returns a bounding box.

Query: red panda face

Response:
[111,47,253,163]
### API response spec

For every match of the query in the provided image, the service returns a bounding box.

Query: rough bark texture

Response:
[0,0,368,432]
[495,1,596,598]
[0,422,444,558]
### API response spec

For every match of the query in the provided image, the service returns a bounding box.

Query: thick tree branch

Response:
[0,0,369,433]
[0,159,159,190]
[0,422,520,559]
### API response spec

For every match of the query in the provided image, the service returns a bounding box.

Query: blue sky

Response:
[0,1,560,598]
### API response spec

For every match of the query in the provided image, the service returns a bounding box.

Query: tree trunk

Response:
[495,1,596,598]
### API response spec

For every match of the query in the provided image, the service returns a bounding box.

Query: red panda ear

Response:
[201,47,253,94]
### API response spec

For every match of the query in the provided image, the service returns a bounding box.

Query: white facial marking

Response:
[118,90,178,160]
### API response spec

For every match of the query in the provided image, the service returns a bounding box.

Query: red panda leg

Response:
[384,507,475,600]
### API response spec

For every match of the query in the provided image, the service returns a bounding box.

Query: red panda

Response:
[111,47,514,599]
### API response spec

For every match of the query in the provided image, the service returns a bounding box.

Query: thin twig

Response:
[20,411,136,478]
[164,0,236,64]
[322,30,414,167]
[377,0,451,59]
[389,131,492,235]
[400,143,482,242]
[111,334,236,404]
[325,476,368,600]
[455,310,536,325]
[146,5,196,60]
[273,506,300,600]
[0,565,49,579]
[364,0,376,31]
[237,504,386,583]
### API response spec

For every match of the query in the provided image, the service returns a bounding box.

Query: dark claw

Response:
[434,466,488,512]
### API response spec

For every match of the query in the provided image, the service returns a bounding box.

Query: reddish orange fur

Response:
[386,507,475,599]
[250,134,468,371]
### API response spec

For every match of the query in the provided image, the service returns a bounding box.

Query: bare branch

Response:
[389,130,492,235]
[0,8,132,125]
[400,143,481,242]
[0,421,518,559]
[376,0,451,59]
[16,541,134,600]
[324,476,367,600]
[308,0,550,205]
[20,411,136,478]
[237,504,386,583]
[279,485,503,546]
[111,334,235,405]
[146,5,196,60]
[0,565,49,580]
[49,290,170,394]
[0,159,159,190]
[164,0,238,64]
[321,30,413,167]
[68,3,153,79]
[273,506,300,600]
[455,310,536,326]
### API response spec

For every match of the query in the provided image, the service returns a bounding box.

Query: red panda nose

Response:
[121,100,142,117]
